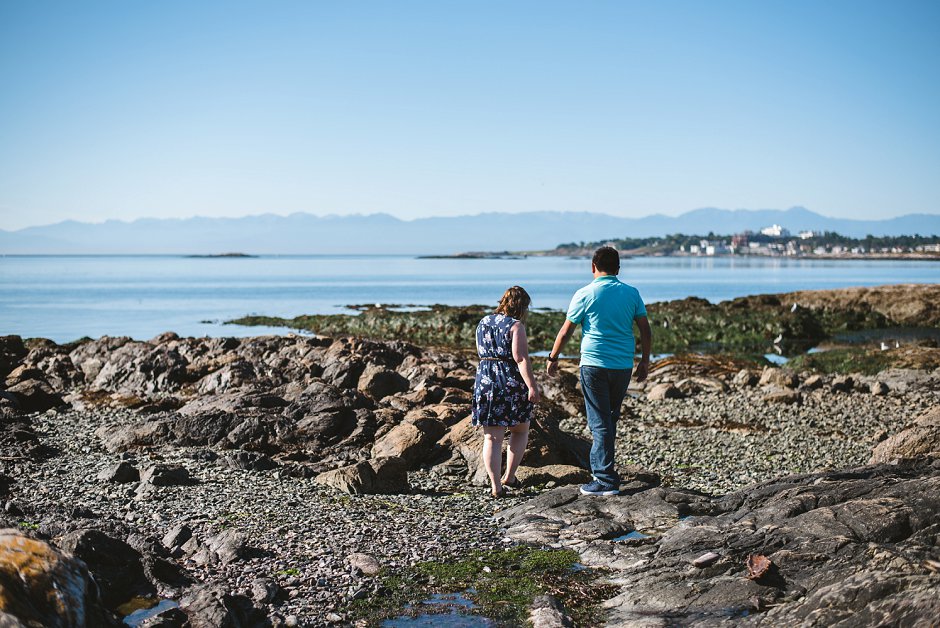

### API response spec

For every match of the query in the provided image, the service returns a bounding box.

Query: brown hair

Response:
[495,285,531,321]
[592,246,620,274]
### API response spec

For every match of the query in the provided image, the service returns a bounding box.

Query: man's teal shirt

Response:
[566,275,647,369]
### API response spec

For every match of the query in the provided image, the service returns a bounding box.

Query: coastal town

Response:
[553,225,940,260]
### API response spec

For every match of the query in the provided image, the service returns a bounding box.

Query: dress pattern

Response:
[472,313,533,427]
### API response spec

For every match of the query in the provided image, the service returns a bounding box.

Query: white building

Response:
[760,224,791,238]
[798,230,818,239]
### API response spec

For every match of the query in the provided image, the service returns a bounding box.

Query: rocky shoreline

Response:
[1,285,939,626]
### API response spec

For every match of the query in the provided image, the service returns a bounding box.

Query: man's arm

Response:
[633,316,652,382]
[546,319,577,377]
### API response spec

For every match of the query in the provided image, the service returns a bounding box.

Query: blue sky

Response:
[1,0,938,230]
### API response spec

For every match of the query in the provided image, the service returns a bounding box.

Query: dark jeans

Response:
[580,365,631,487]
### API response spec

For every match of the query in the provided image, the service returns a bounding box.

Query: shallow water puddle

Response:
[612,530,652,542]
[123,599,179,626]
[382,591,496,627]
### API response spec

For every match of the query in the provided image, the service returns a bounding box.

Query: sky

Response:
[1,0,939,231]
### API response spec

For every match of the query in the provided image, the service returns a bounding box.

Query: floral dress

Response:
[472,313,533,427]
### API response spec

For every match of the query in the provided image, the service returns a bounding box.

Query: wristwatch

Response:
[547,354,558,362]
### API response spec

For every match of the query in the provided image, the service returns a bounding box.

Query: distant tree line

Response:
[555,231,940,254]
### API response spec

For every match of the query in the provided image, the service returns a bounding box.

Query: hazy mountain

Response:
[1,207,937,255]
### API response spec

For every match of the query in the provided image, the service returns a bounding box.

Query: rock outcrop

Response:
[871,406,940,463]
[0,529,119,627]
[498,459,940,626]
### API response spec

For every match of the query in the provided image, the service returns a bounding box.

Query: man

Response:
[546,246,652,496]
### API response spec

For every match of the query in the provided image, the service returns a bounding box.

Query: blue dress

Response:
[472,314,534,427]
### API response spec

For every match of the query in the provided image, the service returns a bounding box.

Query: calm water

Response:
[1,255,937,343]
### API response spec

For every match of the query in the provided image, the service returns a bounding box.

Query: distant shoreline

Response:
[185,252,257,258]
[427,250,940,262]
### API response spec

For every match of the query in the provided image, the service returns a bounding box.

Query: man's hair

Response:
[496,285,531,321]
[592,246,620,274]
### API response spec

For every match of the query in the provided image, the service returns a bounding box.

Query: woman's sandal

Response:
[502,477,522,489]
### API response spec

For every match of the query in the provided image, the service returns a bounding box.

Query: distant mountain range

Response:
[1,207,938,255]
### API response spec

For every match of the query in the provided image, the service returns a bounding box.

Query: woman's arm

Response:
[511,322,541,403]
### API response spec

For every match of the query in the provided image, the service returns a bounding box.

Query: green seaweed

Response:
[348,545,615,626]
[786,347,895,375]
[227,291,915,357]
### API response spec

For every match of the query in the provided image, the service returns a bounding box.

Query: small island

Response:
[185,252,257,258]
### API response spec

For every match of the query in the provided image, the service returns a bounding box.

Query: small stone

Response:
[692,552,720,568]
[831,375,855,392]
[347,552,382,576]
[870,381,890,396]
[732,369,758,387]
[762,388,802,405]
[802,374,825,390]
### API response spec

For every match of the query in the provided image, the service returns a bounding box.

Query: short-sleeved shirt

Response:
[566,275,647,369]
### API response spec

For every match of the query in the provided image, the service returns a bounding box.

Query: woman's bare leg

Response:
[502,421,529,484]
[482,426,505,496]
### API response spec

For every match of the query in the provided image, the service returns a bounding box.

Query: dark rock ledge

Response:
[497,459,940,626]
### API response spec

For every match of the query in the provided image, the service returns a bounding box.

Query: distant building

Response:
[798,230,818,239]
[760,224,790,238]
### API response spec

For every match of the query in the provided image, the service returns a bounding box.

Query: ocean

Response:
[1,255,937,343]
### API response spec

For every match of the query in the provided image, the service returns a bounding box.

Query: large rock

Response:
[871,406,940,463]
[646,383,683,400]
[762,387,802,405]
[0,529,118,627]
[140,464,195,486]
[91,342,192,395]
[370,418,444,465]
[515,464,591,487]
[0,336,27,381]
[367,456,410,493]
[358,364,409,400]
[314,461,377,495]
[759,367,799,389]
[442,407,590,486]
[19,342,84,391]
[5,378,65,413]
[57,528,156,610]
[180,585,271,628]
[97,461,140,484]
[314,457,409,495]
[498,460,940,626]
[69,336,134,383]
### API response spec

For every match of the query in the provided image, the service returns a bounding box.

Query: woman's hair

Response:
[495,285,531,321]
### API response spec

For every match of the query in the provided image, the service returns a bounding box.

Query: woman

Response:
[472,286,541,497]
